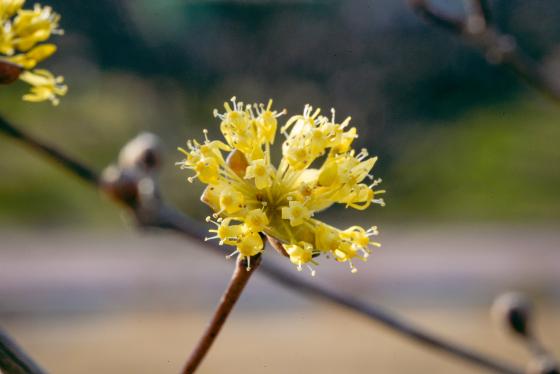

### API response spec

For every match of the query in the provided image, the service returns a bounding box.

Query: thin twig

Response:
[182,254,262,374]
[0,328,45,374]
[259,261,523,374]
[163,211,522,374]
[0,117,525,374]
[409,0,560,104]
[0,116,98,184]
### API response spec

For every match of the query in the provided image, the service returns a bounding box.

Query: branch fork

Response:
[409,0,560,102]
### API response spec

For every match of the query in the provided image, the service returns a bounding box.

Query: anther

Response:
[225,250,238,259]
[202,129,210,143]
[307,265,316,277]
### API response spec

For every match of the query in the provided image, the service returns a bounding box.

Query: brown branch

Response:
[0,328,45,374]
[0,118,526,374]
[409,0,463,33]
[182,254,261,374]
[409,0,560,104]
[0,116,99,185]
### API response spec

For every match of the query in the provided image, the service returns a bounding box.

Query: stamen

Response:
[369,178,382,188]
[357,148,369,161]
[373,198,386,207]
[366,226,379,236]
[311,107,321,119]
[205,216,221,226]
[247,104,256,119]
[307,265,316,277]
[202,129,210,143]
[213,209,225,218]
[225,250,238,260]
[340,117,351,129]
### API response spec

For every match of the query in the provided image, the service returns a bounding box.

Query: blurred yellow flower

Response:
[178,98,385,274]
[0,0,66,105]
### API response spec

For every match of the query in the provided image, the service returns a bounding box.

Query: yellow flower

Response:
[281,200,312,227]
[19,69,66,105]
[0,0,66,105]
[244,209,268,231]
[218,187,245,215]
[7,43,56,69]
[285,242,315,275]
[245,158,274,190]
[178,97,385,274]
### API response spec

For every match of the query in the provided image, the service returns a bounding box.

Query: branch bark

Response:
[0,329,45,374]
[409,0,560,104]
[0,116,98,184]
[182,254,261,374]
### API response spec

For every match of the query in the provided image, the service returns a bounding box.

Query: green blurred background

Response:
[1,1,559,373]
[2,0,560,226]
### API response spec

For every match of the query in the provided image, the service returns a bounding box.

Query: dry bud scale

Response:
[177,98,385,275]
[0,0,67,105]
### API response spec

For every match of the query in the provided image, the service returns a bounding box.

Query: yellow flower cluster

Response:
[0,0,67,105]
[178,98,385,274]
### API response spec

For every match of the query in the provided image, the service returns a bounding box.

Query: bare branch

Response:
[409,0,463,33]
[0,120,526,374]
[0,328,45,374]
[0,116,98,185]
[182,254,261,374]
[409,0,560,104]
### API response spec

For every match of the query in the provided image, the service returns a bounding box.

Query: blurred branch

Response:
[409,0,560,104]
[492,293,559,374]
[0,116,98,185]
[182,254,261,374]
[0,328,45,374]
[0,118,525,374]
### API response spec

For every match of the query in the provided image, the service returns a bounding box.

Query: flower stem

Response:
[182,254,262,374]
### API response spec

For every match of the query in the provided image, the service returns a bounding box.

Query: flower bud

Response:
[118,132,163,173]
[491,292,533,338]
